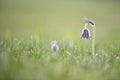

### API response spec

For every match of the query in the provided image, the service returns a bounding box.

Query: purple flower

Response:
[81,27,91,39]
[51,40,59,52]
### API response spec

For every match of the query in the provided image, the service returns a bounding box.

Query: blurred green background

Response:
[0,0,120,41]
[0,1,120,80]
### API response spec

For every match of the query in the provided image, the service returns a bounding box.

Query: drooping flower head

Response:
[84,18,95,26]
[81,18,95,39]
[81,26,91,39]
[51,40,59,52]
[81,17,96,56]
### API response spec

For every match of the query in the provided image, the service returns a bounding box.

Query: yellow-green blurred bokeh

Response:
[0,0,120,41]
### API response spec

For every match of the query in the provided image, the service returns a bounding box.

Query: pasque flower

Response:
[81,17,96,56]
[51,40,59,52]
[81,27,91,39]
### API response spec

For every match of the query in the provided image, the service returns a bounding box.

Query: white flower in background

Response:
[51,40,59,52]
[116,56,120,60]
[105,59,110,69]
[65,41,73,48]
[95,53,99,58]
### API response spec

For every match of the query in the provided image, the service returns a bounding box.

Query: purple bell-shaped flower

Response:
[81,27,91,39]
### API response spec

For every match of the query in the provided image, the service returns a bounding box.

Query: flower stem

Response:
[92,25,95,56]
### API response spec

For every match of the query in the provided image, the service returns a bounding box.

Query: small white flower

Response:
[51,40,59,52]
[65,41,73,48]
[106,59,110,68]
[95,53,99,58]
[116,56,120,60]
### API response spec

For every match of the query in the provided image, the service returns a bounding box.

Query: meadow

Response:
[0,0,120,80]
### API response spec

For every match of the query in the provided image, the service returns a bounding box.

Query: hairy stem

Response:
[92,25,95,56]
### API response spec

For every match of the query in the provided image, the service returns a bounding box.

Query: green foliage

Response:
[0,38,120,80]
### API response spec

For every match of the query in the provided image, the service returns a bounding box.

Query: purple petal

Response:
[53,45,57,52]
[81,28,90,39]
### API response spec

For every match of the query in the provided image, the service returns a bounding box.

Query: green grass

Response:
[0,37,120,80]
[0,0,120,80]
